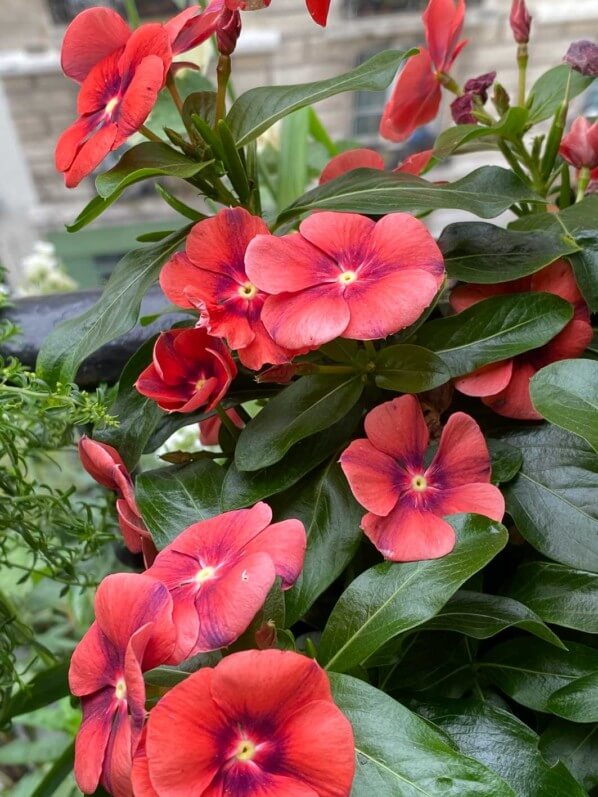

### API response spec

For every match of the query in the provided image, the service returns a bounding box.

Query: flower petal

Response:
[246,233,337,294]
[483,359,540,420]
[261,285,350,349]
[115,55,166,142]
[362,505,456,561]
[319,148,384,184]
[305,0,331,26]
[364,395,429,465]
[61,7,130,83]
[299,211,375,263]
[241,519,307,589]
[454,360,513,397]
[437,483,505,522]
[423,0,465,71]
[340,439,400,516]
[73,689,115,794]
[62,122,118,188]
[69,622,114,697]
[379,49,440,143]
[429,412,492,487]
[131,729,159,797]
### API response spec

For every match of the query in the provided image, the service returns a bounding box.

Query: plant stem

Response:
[363,340,377,359]
[166,72,185,116]
[215,55,232,127]
[576,166,590,203]
[123,0,140,27]
[315,365,356,375]
[516,44,528,107]
[139,124,162,143]
[216,403,240,441]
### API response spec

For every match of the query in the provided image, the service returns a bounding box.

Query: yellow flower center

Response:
[114,678,127,700]
[235,739,256,761]
[105,97,119,117]
[195,377,207,392]
[338,270,357,285]
[238,282,258,300]
[411,474,428,492]
[195,566,215,584]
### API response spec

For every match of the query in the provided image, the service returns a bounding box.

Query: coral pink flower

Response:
[340,395,505,562]
[160,208,291,371]
[142,650,355,796]
[56,22,172,187]
[319,148,433,184]
[146,503,306,660]
[78,436,156,564]
[396,148,434,175]
[559,117,598,170]
[136,327,236,413]
[199,408,244,445]
[245,211,444,350]
[451,260,593,419]
[69,573,176,796]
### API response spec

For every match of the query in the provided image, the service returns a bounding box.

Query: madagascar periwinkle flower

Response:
[135,650,355,796]
[564,40,598,77]
[318,148,433,184]
[559,117,598,170]
[340,395,505,561]
[245,211,444,350]
[509,0,532,44]
[135,326,236,413]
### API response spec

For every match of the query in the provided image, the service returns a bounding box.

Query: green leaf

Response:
[234,374,364,471]
[527,65,593,124]
[531,359,598,452]
[221,404,361,510]
[182,90,217,130]
[500,425,598,572]
[226,48,414,146]
[37,227,190,386]
[318,514,508,673]
[277,166,542,226]
[136,459,225,549]
[374,344,450,393]
[277,108,310,211]
[414,293,572,377]
[548,672,598,723]
[439,222,579,283]
[508,561,598,633]
[433,107,529,160]
[540,719,598,793]
[424,590,564,647]
[486,439,522,484]
[480,638,598,712]
[1,661,69,722]
[30,740,74,797]
[275,460,363,627]
[417,699,587,797]
[330,675,516,797]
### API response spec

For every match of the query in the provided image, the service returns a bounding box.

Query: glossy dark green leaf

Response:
[227,49,414,146]
[330,675,515,797]
[37,227,190,386]
[318,514,508,673]
[548,672,598,723]
[433,107,529,160]
[277,166,542,225]
[486,439,522,484]
[136,459,225,548]
[481,638,598,712]
[531,359,598,452]
[374,344,450,392]
[320,338,359,364]
[527,65,593,124]
[414,293,572,377]
[500,425,598,572]
[275,460,363,627]
[508,561,598,633]
[439,222,579,283]
[540,719,598,793]
[30,740,75,797]
[221,404,361,510]
[424,590,564,647]
[234,374,364,471]
[182,90,217,130]
[1,661,69,722]
[417,699,587,797]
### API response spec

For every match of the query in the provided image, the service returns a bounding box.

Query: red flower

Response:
[395,148,434,175]
[78,436,156,564]
[146,503,306,660]
[69,573,176,796]
[380,0,466,142]
[559,117,598,170]
[160,208,291,370]
[135,327,236,413]
[141,650,355,796]
[510,0,532,44]
[56,22,172,187]
[199,408,244,445]
[165,0,241,56]
[340,395,505,562]
[319,147,432,184]
[245,211,444,350]
[450,260,593,419]
[224,0,330,26]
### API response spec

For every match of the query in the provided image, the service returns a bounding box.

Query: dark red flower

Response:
[146,503,306,659]
[160,208,291,371]
[510,0,532,44]
[69,573,176,796]
[340,395,505,561]
[559,117,598,170]
[135,327,236,413]
[143,650,355,796]
[450,260,593,419]
[464,71,496,103]
[245,211,444,350]
[564,40,598,77]
[165,0,241,56]
[451,93,476,124]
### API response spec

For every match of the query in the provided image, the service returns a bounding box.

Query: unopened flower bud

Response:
[492,83,511,115]
[563,40,598,77]
[559,117,598,170]
[510,0,532,44]
[217,9,242,56]
[255,620,277,649]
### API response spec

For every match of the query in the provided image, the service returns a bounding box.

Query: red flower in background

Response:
[146,503,306,660]
[340,395,504,561]
[141,650,355,796]
[380,0,467,142]
[450,260,593,419]
[69,573,176,796]
[135,327,236,413]
[245,211,444,350]
[199,407,244,445]
[224,0,331,26]
[319,147,432,184]
[160,208,291,370]
[78,436,156,565]
[559,117,598,170]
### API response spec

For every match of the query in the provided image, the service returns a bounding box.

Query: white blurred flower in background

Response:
[18,241,77,296]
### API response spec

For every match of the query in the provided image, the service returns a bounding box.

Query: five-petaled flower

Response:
[340,395,505,561]
[69,573,176,797]
[136,649,355,796]
[160,208,292,371]
[380,0,467,142]
[135,326,236,413]
[450,260,593,419]
[245,211,444,350]
[146,502,306,660]
[559,117,598,170]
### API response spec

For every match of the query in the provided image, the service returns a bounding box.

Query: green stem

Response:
[139,124,162,143]
[437,72,462,96]
[498,141,529,184]
[166,72,184,116]
[516,44,528,107]
[123,0,140,27]
[215,55,231,128]
[216,403,240,441]
[560,162,572,208]
[363,340,377,359]
[308,108,338,157]
[576,167,590,203]
[315,365,356,375]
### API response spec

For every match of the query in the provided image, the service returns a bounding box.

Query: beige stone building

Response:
[0,0,597,287]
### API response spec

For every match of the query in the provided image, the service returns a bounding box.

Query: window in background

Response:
[346,0,480,17]
[47,0,179,24]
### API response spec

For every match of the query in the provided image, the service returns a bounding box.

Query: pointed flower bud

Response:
[559,117,598,170]
[217,8,241,55]
[563,40,598,77]
[510,0,532,44]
